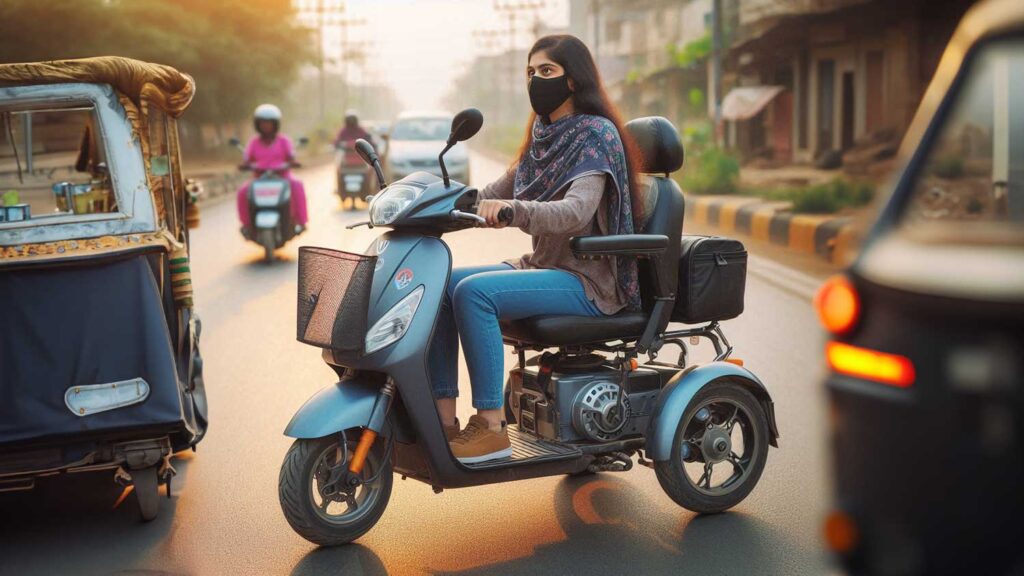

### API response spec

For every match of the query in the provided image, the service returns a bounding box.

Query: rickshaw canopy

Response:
[0,56,195,119]
[0,57,199,266]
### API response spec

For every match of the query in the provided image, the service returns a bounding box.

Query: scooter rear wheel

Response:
[654,382,768,514]
[279,433,392,546]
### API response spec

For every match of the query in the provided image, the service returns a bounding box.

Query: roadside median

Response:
[685,195,857,265]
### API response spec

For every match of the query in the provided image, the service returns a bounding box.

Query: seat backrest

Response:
[637,177,684,310]
[625,117,685,318]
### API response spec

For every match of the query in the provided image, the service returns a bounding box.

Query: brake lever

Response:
[346,221,373,229]
[450,210,485,224]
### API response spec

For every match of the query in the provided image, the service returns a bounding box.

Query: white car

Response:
[385,111,470,184]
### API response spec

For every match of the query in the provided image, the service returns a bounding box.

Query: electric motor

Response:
[572,381,630,442]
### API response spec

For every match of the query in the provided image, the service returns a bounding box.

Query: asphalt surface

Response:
[0,151,835,576]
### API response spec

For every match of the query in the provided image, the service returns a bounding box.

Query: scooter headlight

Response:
[369,183,422,226]
[365,285,424,354]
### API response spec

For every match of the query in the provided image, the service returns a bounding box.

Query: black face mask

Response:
[528,74,573,118]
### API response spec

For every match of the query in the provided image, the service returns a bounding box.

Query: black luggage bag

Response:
[672,235,747,324]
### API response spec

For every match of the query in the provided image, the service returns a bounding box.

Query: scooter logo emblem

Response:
[376,239,389,254]
[394,268,414,290]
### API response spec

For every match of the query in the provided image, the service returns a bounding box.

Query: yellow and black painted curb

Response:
[685,195,855,264]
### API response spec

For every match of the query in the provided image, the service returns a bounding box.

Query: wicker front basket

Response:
[296,246,376,352]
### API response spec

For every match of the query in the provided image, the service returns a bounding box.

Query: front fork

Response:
[348,378,397,474]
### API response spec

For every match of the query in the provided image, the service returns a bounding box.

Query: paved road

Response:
[0,151,834,576]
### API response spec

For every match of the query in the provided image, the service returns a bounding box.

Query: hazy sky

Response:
[324,0,569,110]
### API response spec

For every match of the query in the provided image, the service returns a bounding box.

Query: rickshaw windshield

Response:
[0,103,116,223]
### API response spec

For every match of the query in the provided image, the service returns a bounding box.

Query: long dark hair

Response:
[518,34,643,225]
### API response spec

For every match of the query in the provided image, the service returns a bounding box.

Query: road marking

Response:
[748,254,822,302]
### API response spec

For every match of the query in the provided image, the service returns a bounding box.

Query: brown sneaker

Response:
[444,418,461,441]
[449,414,512,464]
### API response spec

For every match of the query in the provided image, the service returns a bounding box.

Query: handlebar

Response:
[450,210,485,224]
[241,162,294,176]
[497,206,513,224]
[450,206,513,226]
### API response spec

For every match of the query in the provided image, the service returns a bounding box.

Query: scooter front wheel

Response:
[279,433,392,546]
[654,382,768,514]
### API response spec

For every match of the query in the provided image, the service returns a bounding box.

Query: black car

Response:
[818,0,1024,574]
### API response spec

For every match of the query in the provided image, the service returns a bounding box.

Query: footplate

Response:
[462,424,581,470]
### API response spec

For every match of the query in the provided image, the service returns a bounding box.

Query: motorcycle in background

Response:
[335,140,374,210]
[230,137,306,262]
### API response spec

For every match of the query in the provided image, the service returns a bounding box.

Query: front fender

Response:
[284,377,380,439]
[645,362,778,461]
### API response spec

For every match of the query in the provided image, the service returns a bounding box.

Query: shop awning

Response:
[721,86,785,121]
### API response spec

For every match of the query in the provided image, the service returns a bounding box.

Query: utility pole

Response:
[472,28,511,123]
[337,14,367,114]
[297,0,344,125]
[492,1,545,125]
[711,0,723,144]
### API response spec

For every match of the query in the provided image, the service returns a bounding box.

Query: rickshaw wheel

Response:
[654,382,769,514]
[279,433,392,546]
[133,466,161,522]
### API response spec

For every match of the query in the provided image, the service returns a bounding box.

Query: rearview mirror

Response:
[228,137,241,147]
[354,139,378,166]
[448,108,483,145]
[355,139,386,190]
[298,136,310,147]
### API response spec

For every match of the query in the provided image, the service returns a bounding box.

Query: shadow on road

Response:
[290,544,389,576]
[0,453,195,575]
[432,474,801,576]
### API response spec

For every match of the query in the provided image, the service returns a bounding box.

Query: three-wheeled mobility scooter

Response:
[0,57,208,520]
[279,110,779,545]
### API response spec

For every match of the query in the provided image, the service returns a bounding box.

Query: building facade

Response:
[725,0,973,166]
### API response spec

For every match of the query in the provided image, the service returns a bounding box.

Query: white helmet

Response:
[254,103,282,121]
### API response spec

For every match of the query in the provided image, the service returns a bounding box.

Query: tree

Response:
[0,0,313,124]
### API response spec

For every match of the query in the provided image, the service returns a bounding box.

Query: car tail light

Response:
[826,342,916,388]
[814,275,860,335]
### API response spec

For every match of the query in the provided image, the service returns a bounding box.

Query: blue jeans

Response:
[428,264,603,410]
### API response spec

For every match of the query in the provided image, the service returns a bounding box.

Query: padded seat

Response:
[499,116,685,350]
[501,311,648,346]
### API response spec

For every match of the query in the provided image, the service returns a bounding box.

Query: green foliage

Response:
[0,0,313,123]
[682,122,713,152]
[626,68,646,85]
[688,88,705,110]
[669,33,712,68]
[746,179,875,214]
[930,154,965,179]
[681,147,740,194]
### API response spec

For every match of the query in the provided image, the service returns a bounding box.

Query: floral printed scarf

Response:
[513,113,640,311]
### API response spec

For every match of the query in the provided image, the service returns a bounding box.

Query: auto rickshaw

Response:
[0,57,207,520]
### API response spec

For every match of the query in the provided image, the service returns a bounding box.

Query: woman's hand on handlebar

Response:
[477,199,513,228]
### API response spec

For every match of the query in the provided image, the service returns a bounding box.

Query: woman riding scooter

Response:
[333,110,376,209]
[432,34,645,464]
[236,103,309,232]
[333,110,374,149]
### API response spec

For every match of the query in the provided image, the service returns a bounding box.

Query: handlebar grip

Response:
[498,206,514,224]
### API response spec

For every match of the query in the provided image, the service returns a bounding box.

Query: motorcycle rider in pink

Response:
[236,104,309,230]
